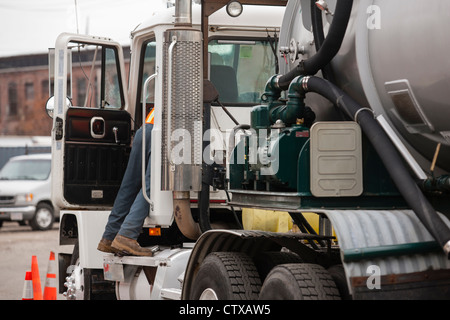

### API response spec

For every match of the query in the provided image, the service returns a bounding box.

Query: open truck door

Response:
[47,33,131,210]
[46,33,132,300]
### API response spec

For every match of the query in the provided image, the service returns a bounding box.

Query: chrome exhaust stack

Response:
[174,0,192,26]
[162,0,203,239]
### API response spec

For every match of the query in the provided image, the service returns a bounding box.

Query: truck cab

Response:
[49,2,285,299]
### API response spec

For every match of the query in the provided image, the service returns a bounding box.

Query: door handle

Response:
[113,126,119,144]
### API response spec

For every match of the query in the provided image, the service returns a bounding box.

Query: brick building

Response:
[0,48,130,136]
[0,53,52,136]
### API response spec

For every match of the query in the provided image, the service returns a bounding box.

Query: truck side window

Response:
[103,47,124,109]
[208,38,277,105]
[136,39,157,125]
[69,42,125,109]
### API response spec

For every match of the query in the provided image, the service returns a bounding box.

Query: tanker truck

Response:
[180,0,450,300]
[48,0,450,300]
[47,0,286,299]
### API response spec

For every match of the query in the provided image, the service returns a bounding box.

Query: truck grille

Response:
[0,196,15,205]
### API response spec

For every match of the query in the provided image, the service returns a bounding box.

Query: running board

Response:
[102,246,193,300]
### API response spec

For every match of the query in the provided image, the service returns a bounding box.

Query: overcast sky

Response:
[0,0,169,57]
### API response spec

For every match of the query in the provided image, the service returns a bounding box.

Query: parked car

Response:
[0,153,58,231]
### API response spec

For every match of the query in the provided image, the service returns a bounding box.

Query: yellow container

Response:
[242,208,293,233]
[242,209,335,237]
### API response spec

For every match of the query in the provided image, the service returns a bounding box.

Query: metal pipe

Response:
[343,241,441,263]
[173,191,202,240]
[175,0,192,27]
[142,72,157,204]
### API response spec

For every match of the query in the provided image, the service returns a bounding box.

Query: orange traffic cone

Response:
[22,271,34,300]
[43,251,57,300]
[31,255,43,300]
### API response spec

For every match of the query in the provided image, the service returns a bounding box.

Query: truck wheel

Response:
[65,241,116,300]
[30,203,54,231]
[64,242,86,300]
[258,263,341,300]
[327,264,351,300]
[253,251,303,281]
[190,252,261,300]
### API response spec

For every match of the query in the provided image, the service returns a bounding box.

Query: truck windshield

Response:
[208,38,277,105]
[0,159,51,180]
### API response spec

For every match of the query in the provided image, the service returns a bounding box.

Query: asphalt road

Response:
[0,221,64,300]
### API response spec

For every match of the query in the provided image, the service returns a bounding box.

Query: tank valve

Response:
[279,38,306,63]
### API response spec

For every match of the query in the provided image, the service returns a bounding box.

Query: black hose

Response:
[311,0,325,49]
[199,101,212,233]
[198,181,212,232]
[310,0,336,83]
[278,0,353,90]
[300,76,450,257]
[225,189,243,229]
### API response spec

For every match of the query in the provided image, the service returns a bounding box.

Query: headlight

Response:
[226,1,243,18]
[16,193,33,203]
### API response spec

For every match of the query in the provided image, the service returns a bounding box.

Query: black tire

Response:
[327,264,351,300]
[30,203,54,231]
[190,252,261,300]
[253,251,303,281]
[258,263,340,300]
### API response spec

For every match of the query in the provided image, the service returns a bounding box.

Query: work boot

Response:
[111,234,154,256]
[97,238,120,254]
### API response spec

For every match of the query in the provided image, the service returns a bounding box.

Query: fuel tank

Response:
[279,0,450,173]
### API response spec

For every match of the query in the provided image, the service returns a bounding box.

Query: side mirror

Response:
[45,96,55,118]
[45,96,72,118]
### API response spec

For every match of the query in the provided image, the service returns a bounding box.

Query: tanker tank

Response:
[278,0,450,173]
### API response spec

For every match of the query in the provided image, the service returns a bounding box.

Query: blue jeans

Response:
[102,124,153,240]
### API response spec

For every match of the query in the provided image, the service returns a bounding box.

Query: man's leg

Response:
[98,124,153,254]
[111,158,153,256]
[101,127,145,241]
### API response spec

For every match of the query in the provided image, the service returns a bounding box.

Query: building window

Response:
[41,79,49,99]
[8,82,18,116]
[25,82,34,100]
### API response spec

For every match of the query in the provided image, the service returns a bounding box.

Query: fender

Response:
[320,210,450,294]
[59,210,110,269]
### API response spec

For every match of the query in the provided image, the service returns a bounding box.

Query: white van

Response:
[0,153,58,230]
